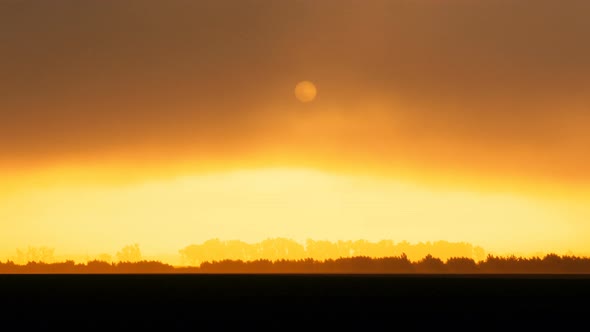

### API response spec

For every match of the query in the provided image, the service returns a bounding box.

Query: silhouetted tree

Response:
[116,244,142,263]
[16,246,55,264]
[85,260,113,273]
[446,257,479,273]
[415,254,447,273]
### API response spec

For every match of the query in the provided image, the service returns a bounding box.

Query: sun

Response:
[294,81,317,103]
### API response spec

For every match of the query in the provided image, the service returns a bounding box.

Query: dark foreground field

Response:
[4,274,590,328]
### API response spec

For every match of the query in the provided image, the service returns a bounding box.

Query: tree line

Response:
[178,238,486,265]
[8,239,487,265]
[3,253,590,274]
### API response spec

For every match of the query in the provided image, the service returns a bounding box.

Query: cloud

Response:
[1,0,589,191]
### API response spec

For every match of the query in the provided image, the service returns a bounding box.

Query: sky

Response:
[1,0,589,263]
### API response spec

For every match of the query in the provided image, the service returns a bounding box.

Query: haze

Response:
[1,0,589,264]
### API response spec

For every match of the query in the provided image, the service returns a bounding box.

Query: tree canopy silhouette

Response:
[3,253,590,274]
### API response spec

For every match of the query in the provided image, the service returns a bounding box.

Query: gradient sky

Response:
[1,0,589,262]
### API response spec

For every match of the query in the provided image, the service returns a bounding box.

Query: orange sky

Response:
[1,0,589,264]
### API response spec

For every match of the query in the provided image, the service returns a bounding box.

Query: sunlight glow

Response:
[0,167,584,264]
